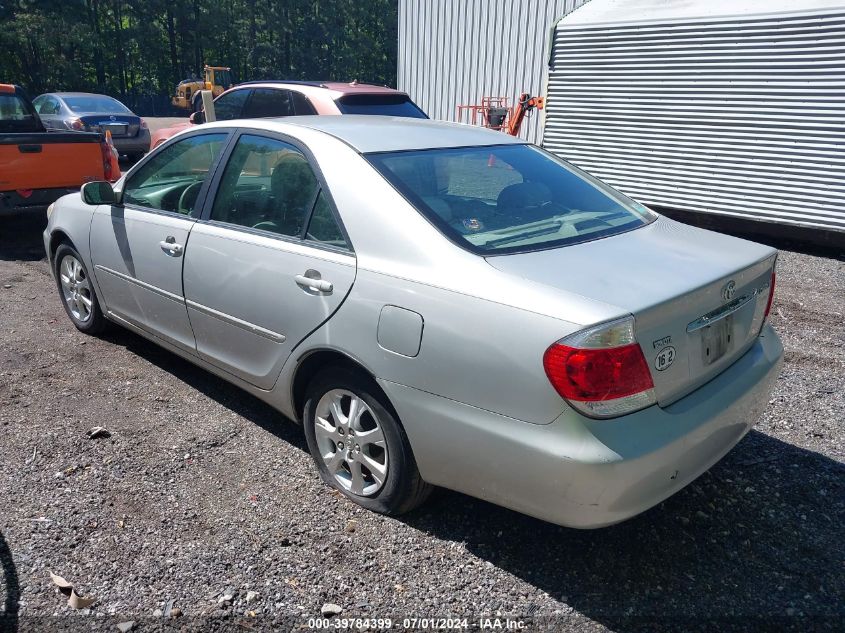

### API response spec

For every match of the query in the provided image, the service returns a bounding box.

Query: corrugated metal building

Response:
[397,0,588,144]
[544,0,845,235]
[398,0,845,237]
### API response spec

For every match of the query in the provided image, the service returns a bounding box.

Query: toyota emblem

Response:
[721,280,737,302]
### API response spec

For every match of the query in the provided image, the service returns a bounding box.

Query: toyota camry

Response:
[43,116,782,528]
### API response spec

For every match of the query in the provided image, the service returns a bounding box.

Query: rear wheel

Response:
[303,368,432,515]
[54,244,107,335]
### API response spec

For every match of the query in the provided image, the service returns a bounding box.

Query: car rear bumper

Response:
[380,324,783,528]
[112,129,151,154]
[1,188,77,216]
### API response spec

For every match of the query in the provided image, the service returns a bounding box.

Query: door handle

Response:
[159,236,184,257]
[295,274,333,294]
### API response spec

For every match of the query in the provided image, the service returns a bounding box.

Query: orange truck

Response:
[0,84,119,215]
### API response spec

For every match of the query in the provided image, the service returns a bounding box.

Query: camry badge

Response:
[721,280,736,302]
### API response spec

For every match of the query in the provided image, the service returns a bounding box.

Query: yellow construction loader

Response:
[172,65,233,112]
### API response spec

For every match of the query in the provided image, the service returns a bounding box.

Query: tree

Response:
[0,0,399,113]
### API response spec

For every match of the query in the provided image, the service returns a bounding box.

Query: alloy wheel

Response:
[314,389,389,496]
[59,255,94,323]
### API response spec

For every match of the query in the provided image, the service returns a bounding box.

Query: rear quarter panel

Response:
[286,270,580,425]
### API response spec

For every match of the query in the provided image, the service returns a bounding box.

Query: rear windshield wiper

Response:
[484,221,563,248]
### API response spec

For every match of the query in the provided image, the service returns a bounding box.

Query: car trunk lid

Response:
[485,216,777,406]
[79,114,140,138]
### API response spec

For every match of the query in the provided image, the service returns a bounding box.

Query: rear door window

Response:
[0,92,40,132]
[305,191,349,250]
[291,91,317,115]
[210,134,319,237]
[242,89,295,118]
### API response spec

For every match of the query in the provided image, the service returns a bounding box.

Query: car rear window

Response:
[334,94,428,118]
[0,93,40,132]
[64,96,131,114]
[367,144,656,255]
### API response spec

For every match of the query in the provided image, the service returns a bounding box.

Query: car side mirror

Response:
[81,181,117,206]
[189,111,205,124]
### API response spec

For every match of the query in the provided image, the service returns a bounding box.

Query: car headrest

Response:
[270,153,318,212]
[422,196,452,222]
[497,181,552,210]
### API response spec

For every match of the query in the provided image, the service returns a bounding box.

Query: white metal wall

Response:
[544,2,845,233]
[397,0,588,143]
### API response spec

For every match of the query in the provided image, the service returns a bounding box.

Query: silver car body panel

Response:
[379,325,782,528]
[486,216,777,405]
[43,116,784,527]
[89,207,197,354]
[182,222,356,389]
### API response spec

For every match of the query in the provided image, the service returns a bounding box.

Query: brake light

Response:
[764,270,776,320]
[69,118,84,131]
[543,316,656,419]
[140,118,148,129]
[100,139,114,182]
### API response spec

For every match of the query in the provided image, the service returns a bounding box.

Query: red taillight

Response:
[764,270,776,320]
[544,343,654,401]
[543,316,656,419]
[100,140,114,181]
[140,118,148,129]
[69,118,84,131]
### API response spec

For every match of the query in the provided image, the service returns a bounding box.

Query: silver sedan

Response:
[33,92,151,160]
[43,116,783,528]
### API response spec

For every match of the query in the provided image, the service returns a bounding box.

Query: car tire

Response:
[303,367,432,515]
[54,243,107,335]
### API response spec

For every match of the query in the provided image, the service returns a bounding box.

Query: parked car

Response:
[0,84,119,215]
[33,92,150,161]
[43,116,782,528]
[150,81,427,149]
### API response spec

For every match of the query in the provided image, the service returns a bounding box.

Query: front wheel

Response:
[303,368,432,515]
[54,244,107,335]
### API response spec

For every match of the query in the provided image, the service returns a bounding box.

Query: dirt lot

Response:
[0,215,842,632]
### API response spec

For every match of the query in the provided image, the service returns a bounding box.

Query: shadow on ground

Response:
[0,530,20,632]
[101,326,308,454]
[0,214,47,262]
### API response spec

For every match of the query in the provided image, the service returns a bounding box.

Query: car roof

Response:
[237,81,405,96]
[46,92,121,99]
[223,115,528,153]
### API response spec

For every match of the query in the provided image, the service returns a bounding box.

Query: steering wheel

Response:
[177,181,204,215]
[252,220,280,233]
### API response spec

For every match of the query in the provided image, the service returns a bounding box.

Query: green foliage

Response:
[0,0,398,111]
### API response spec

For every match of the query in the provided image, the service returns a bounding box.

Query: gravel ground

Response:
[0,216,842,632]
